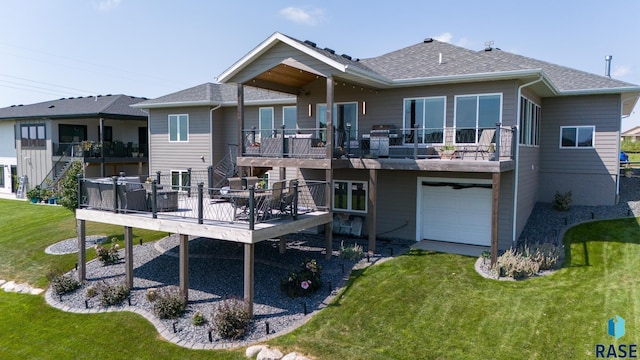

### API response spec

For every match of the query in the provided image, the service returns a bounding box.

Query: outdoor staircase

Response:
[210,145,238,188]
[40,145,76,191]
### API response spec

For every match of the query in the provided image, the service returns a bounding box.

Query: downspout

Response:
[512,75,544,247]
[209,104,222,165]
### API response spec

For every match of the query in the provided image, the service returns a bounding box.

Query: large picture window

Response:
[21,124,46,148]
[403,97,446,144]
[519,97,540,146]
[333,180,367,213]
[168,114,188,142]
[454,94,501,144]
[560,126,595,148]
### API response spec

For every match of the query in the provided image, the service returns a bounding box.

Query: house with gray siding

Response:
[0,94,149,195]
[215,32,640,258]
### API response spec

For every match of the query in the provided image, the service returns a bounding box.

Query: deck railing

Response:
[78,176,328,229]
[241,124,516,160]
[54,141,146,158]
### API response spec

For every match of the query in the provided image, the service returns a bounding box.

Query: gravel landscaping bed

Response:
[45,233,411,348]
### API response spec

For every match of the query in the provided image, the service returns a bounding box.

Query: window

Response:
[454,94,501,144]
[333,180,367,213]
[283,106,297,135]
[403,97,446,144]
[317,102,358,143]
[21,124,46,148]
[0,166,4,187]
[171,170,189,191]
[168,114,188,142]
[519,97,540,146]
[560,126,595,148]
[259,107,274,139]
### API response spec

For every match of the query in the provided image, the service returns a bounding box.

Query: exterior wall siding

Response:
[538,94,621,205]
[515,145,540,239]
[15,119,52,189]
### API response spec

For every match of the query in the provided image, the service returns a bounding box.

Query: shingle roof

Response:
[134,83,295,108]
[0,94,148,120]
[358,39,636,91]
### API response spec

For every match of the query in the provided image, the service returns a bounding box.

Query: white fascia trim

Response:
[219,32,348,83]
[391,69,548,87]
[218,99,297,107]
[557,86,640,96]
[131,100,220,109]
[132,98,296,110]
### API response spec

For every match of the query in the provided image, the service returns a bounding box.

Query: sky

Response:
[1,0,639,130]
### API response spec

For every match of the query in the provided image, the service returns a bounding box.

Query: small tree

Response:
[58,161,84,212]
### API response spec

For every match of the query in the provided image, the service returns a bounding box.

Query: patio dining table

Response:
[220,189,270,220]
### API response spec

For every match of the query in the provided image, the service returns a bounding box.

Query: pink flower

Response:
[306,262,311,269]
[301,280,310,290]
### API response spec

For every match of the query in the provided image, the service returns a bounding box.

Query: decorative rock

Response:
[281,353,299,360]
[246,345,267,358]
[257,347,283,360]
[30,288,44,295]
[0,279,5,286]
[2,280,16,292]
[14,284,30,294]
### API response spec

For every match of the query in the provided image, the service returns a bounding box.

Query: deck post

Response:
[186,168,192,198]
[368,169,377,253]
[112,176,119,213]
[279,236,286,254]
[207,166,214,197]
[325,76,334,159]
[248,186,255,230]
[413,123,419,159]
[325,168,333,260]
[151,180,157,219]
[493,123,501,161]
[77,219,86,282]
[292,180,298,220]
[197,182,204,224]
[179,234,189,302]
[491,173,500,265]
[244,243,255,315]
[124,226,133,289]
[237,83,245,177]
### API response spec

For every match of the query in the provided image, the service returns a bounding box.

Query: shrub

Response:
[553,191,572,211]
[191,311,206,326]
[339,241,364,260]
[51,274,81,295]
[211,297,252,340]
[145,288,159,302]
[492,248,539,279]
[85,285,98,298]
[522,242,562,271]
[152,286,186,319]
[97,282,130,306]
[94,238,120,266]
[58,160,84,211]
[281,259,322,297]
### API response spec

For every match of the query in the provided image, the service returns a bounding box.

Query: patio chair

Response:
[462,129,496,160]
[262,180,285,219]
[280,179,297,215]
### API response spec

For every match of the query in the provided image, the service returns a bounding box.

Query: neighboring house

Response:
[0,119,17,195]
[131,82,296,187]
[216,32,640,257]
[0,94,149,195]
[621,126,640,142]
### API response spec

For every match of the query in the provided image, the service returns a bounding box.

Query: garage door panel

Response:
[421,182,491,247]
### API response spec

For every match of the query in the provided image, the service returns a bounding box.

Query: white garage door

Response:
[421,180,492,246]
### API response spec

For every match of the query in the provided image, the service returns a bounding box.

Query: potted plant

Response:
[26,186,42,203]
[40,188,52,203]
[438,144,456,159]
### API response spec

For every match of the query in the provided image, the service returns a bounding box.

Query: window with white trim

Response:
[0,166,4,187]
[403,97,446,144]
[317,102,358,143]
[21,124,46,148]
[560,126,595,148]
[168,114,188,142]
[171,170,189,191]
[283,106,297,135]
[333,180,367,213]
[454,94,501,144]
[519,97,540,146]
[259,107,274,139]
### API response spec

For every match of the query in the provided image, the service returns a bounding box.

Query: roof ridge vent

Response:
[341,54,352,61]
[324,47,335,54]
[304,40,317,48]
[484,40,494,51]
[424,38,434,43]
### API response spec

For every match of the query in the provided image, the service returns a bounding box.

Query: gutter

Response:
[512,75,544,247]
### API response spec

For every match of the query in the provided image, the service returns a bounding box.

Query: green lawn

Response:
[1,199,639,359]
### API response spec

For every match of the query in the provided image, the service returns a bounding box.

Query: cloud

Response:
[612,65,631,78]
[94,0,121,12]
[433,32,453,43]
[279,7,325,26]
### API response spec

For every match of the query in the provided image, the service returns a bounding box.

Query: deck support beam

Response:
[325,76,334,159]
[179,234,189,302]
[124,226,134,289]
[77,219,86,282]
[491,173,500,265]
[324,168,333,259]
[244,243,255,315]
[237,83,245,176]
[368,168,377,253]
[279,236,286,254]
